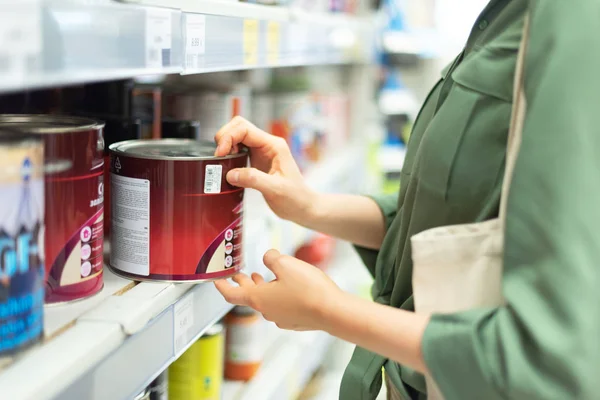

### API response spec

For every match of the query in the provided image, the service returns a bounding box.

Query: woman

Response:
[214,0,600,398]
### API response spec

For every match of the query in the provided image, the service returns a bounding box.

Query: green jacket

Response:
[341,0,600,399]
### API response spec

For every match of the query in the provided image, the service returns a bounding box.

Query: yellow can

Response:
[169,323,225,400]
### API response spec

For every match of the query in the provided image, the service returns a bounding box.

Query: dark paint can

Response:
[0,115,105,304]
[109,139,247,282]
[148,370,168,400]
[161,119,200,140]
[0,129,45,361]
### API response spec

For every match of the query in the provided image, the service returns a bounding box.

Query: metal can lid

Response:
[110,139,247,161]
[202,322,224,337]
[0,114,104,134]
[133,388,150,400]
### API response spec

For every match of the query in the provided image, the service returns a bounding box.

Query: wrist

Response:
[315,289,354,335]
[294,187,323,227]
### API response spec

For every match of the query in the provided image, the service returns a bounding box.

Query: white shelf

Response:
[0,1,183,92]
[0,267,233,400]
[0,0,374,93]
[381,29,443,58]
[120,0,290,21]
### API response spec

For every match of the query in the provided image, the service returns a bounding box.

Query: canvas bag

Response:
[410,15,530,400]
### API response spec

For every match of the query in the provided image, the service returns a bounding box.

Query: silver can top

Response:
[110,139,247,161]
[202,322,224,338]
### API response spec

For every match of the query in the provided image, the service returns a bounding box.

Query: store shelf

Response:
[0,267,233,400]
[0,1,183,92]
[0,140,366,400]
[0,0,374,93]
[381,29,442,58]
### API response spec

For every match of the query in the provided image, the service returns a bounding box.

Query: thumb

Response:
[227,167,279,194]
[263,249,283,277]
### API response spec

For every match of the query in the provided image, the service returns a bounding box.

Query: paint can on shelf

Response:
[0,129,45,362]
[224,306,264,381]
[169,323,225,400]
[133,388,151,400]
[148,370,169,400]
[0,115,105,304]
[109,139,247,282]
[161,119,201,140]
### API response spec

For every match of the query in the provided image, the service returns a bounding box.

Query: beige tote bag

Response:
[410,16,530,400]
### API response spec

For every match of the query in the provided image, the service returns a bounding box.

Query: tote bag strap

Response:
[499,14,530,223]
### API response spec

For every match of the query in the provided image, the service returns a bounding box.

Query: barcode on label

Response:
[145,8,172,68]
[204,165,222,194]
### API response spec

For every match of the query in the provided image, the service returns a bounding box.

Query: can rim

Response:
[0,114,105,134]
[109,139,248,161]
[203,322,224,337]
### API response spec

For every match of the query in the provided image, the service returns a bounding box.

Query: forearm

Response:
[298,193,387,250]
[323,292,429,373]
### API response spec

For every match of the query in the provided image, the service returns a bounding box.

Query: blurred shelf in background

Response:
[0,0,375,93]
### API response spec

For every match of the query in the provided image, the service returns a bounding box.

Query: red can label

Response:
[45,172,104,302]
[110,152,246,281]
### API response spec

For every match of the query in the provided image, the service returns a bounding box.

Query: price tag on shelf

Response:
[184,14,206,70]
[266,21,280,65]
[0,0,42,80]
[145,8,172,68]
[173,292,195,354]
[243,19,259,66]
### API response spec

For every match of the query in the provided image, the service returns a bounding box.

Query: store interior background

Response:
[0,0,489,399]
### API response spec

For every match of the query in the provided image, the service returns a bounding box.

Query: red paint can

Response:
[109,139,247,281]
[0,115,105,304]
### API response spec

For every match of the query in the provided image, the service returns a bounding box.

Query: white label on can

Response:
[110,173,150,276]
[227,317,265,363]
[204,165,222,194]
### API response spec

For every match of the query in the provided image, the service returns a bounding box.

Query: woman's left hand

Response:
[215,249,344,331]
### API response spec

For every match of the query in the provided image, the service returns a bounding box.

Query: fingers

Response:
[214,279,251,306]
[226,167,281,194]
[263,249,284,277]
[232,272,254,287]
[214,116,276,156]
[251,273,265,285]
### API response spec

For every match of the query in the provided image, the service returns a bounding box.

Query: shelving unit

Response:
[0,142,363,400]
[0,0,375,92]
[0,1,380,399]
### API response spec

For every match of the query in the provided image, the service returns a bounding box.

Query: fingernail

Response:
[215,144,223,156]
[228,170,239,184]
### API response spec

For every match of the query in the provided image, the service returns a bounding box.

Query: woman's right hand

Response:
[214,116,317,223]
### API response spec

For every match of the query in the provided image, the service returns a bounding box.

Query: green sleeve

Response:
[422,2,600,399]
[353,193,399,277]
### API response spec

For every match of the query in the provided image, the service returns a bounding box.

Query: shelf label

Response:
[174,293,195,354]
[185,14,206,70]
[266,22,280,65]
[145,8,172,68]
[0,0,42,80]
[243,19,259,66]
